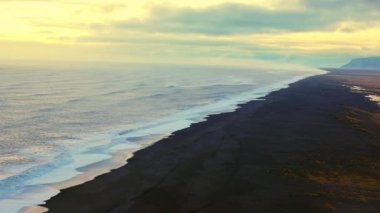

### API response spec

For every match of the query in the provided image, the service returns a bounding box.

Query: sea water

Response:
[0,63,323,212]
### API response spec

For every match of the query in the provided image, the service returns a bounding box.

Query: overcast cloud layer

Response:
[116,1,380,35]
[0,0,379,67]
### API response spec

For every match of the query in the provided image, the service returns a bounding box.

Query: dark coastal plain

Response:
[44,71,380,213]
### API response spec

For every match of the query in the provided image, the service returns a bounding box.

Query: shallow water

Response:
[367,95,380,106]
[0,63,322,212]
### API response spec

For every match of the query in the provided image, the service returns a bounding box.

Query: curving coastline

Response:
[1,67,321,213]
[43,71,380,213]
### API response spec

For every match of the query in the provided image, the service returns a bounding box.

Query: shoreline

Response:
[15,74,320,213]
[43,71,380,212]
[37,71,378,212]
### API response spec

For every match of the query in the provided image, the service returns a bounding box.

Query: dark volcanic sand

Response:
[44,73,380,213]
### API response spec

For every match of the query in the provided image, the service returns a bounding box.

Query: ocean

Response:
[0,63,323,212]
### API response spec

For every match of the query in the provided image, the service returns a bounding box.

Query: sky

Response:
[0,0,379,67]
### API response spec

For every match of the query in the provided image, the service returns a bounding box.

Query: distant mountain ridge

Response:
[342,57,380,69]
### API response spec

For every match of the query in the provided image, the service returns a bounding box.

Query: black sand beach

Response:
[44,71,380,213]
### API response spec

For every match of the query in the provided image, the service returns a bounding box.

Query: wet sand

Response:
[44,71,380,213]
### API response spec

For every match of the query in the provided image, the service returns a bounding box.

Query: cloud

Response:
[74,3,126,15]
[1,0,379,67]
[116,4,337,35]
[98,4,125,13]
[303,0,380,21]
[304,0,380,10]
[115,2,379,36]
